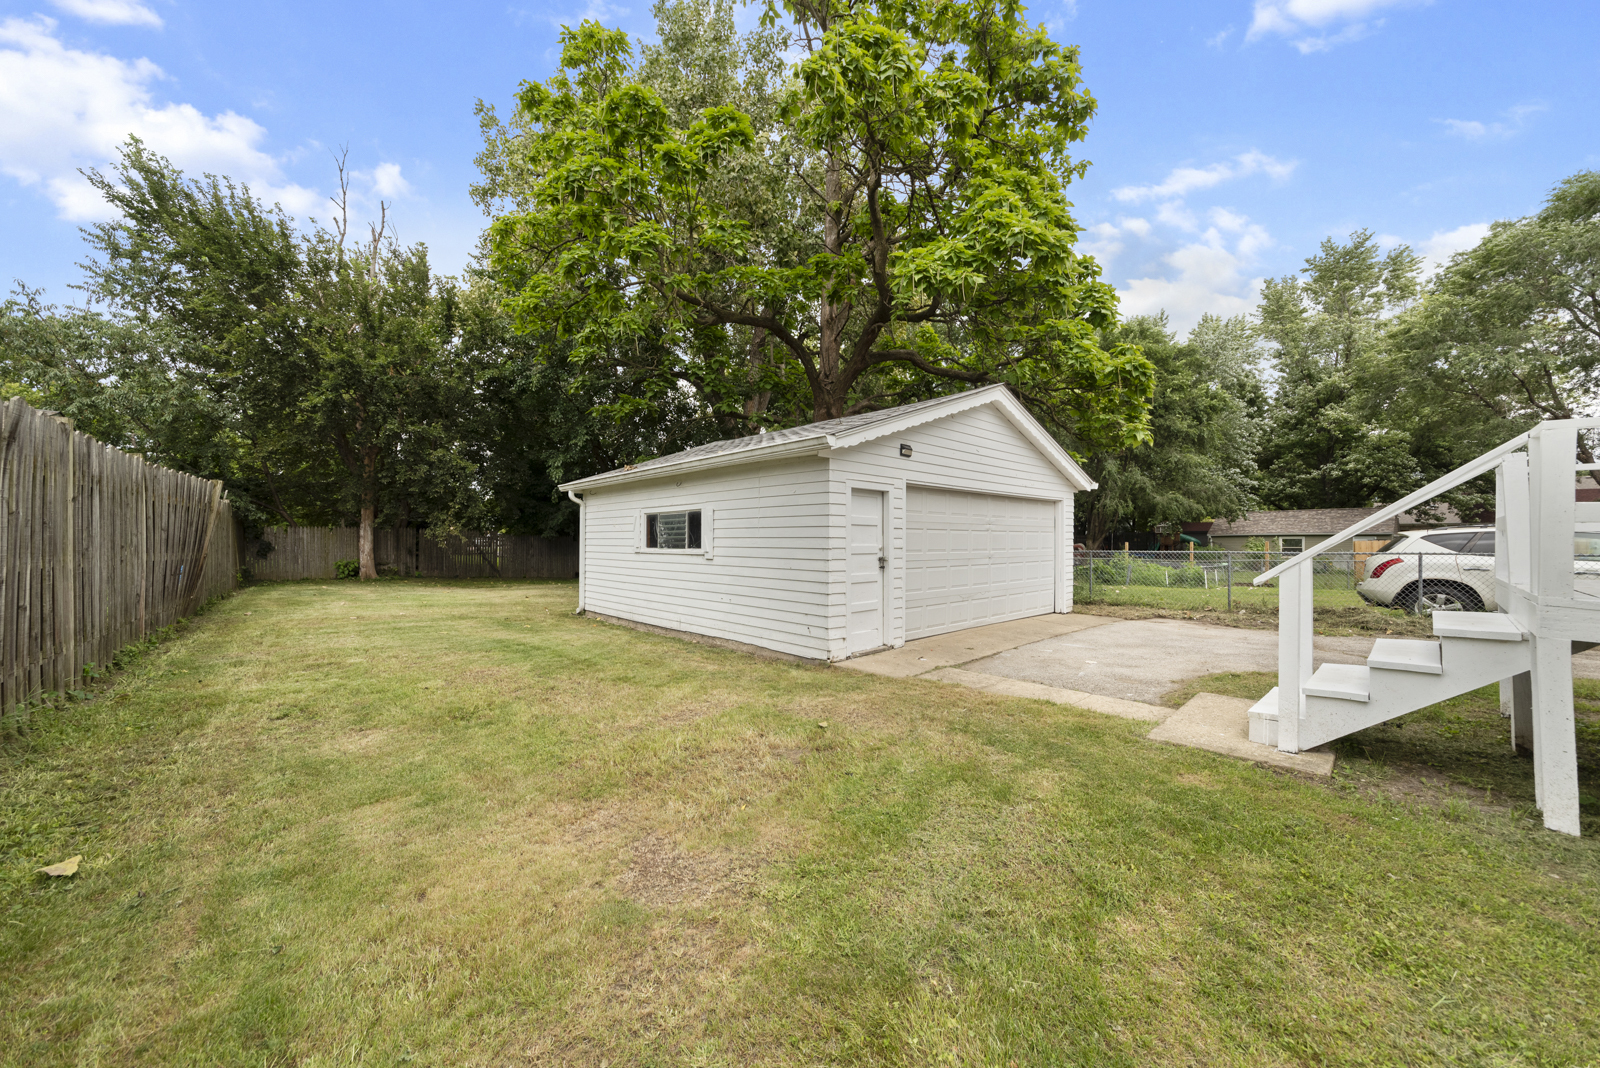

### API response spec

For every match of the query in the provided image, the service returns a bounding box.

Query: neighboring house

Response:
[558,385,1093,662]
[1208,508,1401,554]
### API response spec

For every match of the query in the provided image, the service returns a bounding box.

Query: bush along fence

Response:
[247,525,578,581]
[1074,547,1497,614]
[0,397,240,724]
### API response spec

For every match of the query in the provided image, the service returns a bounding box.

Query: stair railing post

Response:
[1495,455,1535,752]
[1276,558,1311,753]
[1526,421,1582,834]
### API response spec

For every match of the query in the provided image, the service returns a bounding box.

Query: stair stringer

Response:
[1299,637,1533,750]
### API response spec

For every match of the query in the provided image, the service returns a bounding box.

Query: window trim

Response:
[635,505,713,557]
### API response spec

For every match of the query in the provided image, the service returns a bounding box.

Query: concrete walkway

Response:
[838,613,1343,775]
[838,613,1116,678]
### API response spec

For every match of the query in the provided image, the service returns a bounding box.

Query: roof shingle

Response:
[1209,507,1399,538]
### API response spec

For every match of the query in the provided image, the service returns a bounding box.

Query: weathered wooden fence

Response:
[248,525,578,581]
[0,397,239,722]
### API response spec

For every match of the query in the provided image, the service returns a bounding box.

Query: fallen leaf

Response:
[37,855,81,877]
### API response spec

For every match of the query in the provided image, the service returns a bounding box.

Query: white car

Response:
[1357,526,1600,613]
[1356,527,1496,613]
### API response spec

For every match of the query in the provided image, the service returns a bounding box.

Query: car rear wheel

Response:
[1394,581,1483,614]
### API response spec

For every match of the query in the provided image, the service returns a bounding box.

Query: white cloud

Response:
[1441,118,1489,139]
[1097,149,1291,331]
[363,162,412,199]
[1155,200,1198,231]
[1119,227,1268,331]
[0,16,317,220]
[51,0,162,27]
[1113,151,1295,203]
[1416,222,1489,275]
[1246,0,1427,51]
[1289,22,1375,52]
[1439,103,1545,141]
[1089,212,1274,333]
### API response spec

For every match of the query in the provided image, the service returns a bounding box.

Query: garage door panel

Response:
[906,487,1056,640]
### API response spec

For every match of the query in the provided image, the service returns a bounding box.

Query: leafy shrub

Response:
[335,559,360,579]
[1088,560,1127,584]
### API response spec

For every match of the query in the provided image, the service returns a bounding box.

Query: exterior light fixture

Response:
[899,444,913,458]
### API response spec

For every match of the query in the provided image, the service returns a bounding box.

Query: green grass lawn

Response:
[3,581,1599,1066]
[1076,581,1369,613]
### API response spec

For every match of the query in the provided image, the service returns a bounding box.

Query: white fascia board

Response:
[558,436,825,492]
[826,385,1096,492]
[824,384,1011,450]
[988,393,1097,492]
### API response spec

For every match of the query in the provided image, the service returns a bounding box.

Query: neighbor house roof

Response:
[1209,507,1400,538]
[559,384,1096,493]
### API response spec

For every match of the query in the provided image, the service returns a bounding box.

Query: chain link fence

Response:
[1072,548,1491,613]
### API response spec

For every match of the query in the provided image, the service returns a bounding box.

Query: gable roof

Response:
[559,384,1096,493]
[1209,507,1399,538]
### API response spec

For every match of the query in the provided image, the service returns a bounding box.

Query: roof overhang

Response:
[821,385,1095,492]
[559,384,1096,494]
[558,437,827,492]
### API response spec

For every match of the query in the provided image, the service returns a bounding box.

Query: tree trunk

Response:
[1085,499,1114,552]
[743,323,772,427]
[359,446,379,580]
[815,150,851,421]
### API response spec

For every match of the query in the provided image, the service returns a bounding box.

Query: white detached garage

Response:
[558,385,1094,662]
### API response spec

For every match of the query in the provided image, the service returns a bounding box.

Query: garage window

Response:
[646,510,702,550]
[1280,536,1304,554]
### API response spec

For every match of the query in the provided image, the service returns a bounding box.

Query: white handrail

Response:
[1251,429,1533,586]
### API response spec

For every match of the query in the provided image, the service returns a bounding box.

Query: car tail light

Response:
[1368,557,1403,579]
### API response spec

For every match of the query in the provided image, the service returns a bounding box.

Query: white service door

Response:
[906,486,1056,640]
[847,489,886,654]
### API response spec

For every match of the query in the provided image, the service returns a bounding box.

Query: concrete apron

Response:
[838,613,1335,776]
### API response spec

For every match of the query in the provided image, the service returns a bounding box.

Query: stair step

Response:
[1367,638,1442,674]
[1247,687,1280,746]
[1303,664,1370,702]
[1432,612,1525,641]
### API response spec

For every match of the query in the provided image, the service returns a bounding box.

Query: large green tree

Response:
[77,141,472,577]
[1382,170,1600,466]
[1254,230,1424,509]
[485,0,1152,449]
[1077,314,1262,548]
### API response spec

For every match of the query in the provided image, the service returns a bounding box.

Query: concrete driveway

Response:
[964,617,1378,706]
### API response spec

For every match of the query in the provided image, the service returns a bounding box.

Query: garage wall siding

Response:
[828,404,1078,650]
[580,457,835,659]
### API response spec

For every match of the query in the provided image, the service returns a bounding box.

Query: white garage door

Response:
[906,487,1057,640]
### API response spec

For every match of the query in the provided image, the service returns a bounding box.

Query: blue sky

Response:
[2,0,1597,333]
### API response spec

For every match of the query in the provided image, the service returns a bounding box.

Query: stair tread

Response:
[1367,638,1443,674]
[1303,663,1370,702]
[1248,687,1280,719]
[1432,612,1525,641]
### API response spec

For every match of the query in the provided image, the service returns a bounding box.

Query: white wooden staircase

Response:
[1248,614,1531,750]
[1249,419,1599,837]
